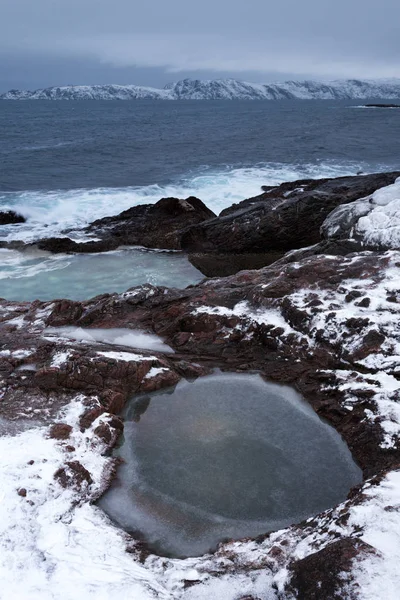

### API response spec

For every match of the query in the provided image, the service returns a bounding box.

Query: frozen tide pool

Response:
[99,372,362,558]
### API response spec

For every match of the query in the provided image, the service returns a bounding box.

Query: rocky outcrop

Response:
[288,537,377,599]
[2,250,399,476]
[2,242,400,596]
[36,237,119,254]
[27,196,215,254]
[322,176,400,250]
[85,196,216,250]
[0,210,26,225]
[2,173,400,598]
[181,174,400,274]
[364,103,400,108]
[0,196,216,254]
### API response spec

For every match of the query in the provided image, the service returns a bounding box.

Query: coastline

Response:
[1,172,400,598]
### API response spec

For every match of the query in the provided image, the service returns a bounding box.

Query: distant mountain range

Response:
[2,78,400,100]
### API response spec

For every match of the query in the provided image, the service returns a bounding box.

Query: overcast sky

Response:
[0,0,399,91]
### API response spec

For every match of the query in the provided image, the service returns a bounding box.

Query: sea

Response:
[0,99,399,301]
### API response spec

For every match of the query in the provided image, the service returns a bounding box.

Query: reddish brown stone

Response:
[288,538,377,600]
[54,461,93,489]
[79,407,105,431]
[49,423,73,440]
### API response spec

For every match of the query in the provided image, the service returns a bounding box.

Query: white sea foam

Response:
[0,161,374,243]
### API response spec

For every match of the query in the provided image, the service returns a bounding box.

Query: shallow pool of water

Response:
[99,373,362,558]
[0,247,202,301]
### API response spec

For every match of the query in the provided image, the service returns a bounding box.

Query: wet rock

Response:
[93,422,113,444]
[0,210,26,225]
[345,290,363,303]
[350,330,386,361]
[140,368,181,393]
[288,537,377,599]
[188,252,286,277]
[85,196,216,250]
[365,103,400,108]
[355,297,371,308]
[34,237,118,254]
[79,407,105,431]
[181,173,400,261]
[49,423,73,440]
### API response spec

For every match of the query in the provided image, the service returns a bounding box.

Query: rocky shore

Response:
[1,172,400,599]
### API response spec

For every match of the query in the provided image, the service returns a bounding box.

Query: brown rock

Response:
[54,461,93,489]
[49,423,73,440]
[85,196,216,251]
[79,407,105,431]
[288,538,377,599]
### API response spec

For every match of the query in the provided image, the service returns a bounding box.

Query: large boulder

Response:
[0,210,26,225]
[322,176,400,250]
[288,538,376,600]
[181,173,400,258]
[2,197,216,255]
[85,196,216,250]
[35,237,118,254]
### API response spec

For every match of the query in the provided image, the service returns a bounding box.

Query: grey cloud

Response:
[0,0,399,89]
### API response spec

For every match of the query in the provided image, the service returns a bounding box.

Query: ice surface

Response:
[45,326,174,354]
[99,373,361,558]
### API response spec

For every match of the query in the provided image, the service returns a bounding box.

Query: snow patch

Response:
[144,367,170,379]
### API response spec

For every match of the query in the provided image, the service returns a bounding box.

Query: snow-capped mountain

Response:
[2,78,400,100]
[0,84,171,100]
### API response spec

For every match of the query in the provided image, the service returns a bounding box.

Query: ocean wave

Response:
[0,160,386,243]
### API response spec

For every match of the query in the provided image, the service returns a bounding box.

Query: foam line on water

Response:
[0,160,380,243]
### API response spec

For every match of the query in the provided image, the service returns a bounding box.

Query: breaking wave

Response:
[0,160,381,243]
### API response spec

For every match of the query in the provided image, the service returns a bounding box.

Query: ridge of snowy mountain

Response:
[2,78,400,100]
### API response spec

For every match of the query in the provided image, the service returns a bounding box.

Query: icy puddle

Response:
[0,247,202,301]
[44,326,174,353]
[99,372,362,558]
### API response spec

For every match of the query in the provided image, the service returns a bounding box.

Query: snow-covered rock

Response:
[2,77,400,100]
[322,177,400,250]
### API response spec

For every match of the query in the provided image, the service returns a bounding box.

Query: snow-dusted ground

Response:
[1,253,400,598]
[1,395,399,600]
[3,178,400,598]
[2,77,400,101]
[0,399,170,600]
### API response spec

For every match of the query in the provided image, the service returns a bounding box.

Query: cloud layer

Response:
[0,0,399,88]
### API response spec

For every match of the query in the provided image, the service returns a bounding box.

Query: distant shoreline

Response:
[2,77,400,101]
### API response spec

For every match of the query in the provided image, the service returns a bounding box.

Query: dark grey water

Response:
[0,100,399,191]
[99,373,362,558]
